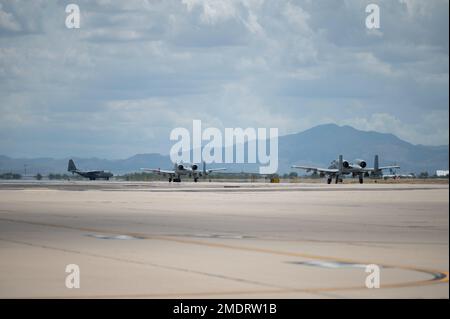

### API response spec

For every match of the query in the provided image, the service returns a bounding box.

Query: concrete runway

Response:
[0,181,448,298]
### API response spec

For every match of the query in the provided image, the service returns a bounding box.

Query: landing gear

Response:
[359,174,364,184]
[173,177,181,182]
[333,175,344,184]
[194,177,198,182]
[168,177,172,182]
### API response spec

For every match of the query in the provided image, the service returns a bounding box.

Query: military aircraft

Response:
[382,168,415,180]
[67,159,113,180]
[141,162,226,182]
[292,155,400,184]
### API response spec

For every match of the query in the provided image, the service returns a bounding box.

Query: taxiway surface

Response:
[0,181,448,298]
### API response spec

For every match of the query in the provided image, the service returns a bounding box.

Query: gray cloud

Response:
[0,0,448,158]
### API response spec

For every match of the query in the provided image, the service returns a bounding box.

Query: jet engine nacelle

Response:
[191,164,198,170]
[342,160,350,168]
[178,164,185,170]
[354,159,367,168]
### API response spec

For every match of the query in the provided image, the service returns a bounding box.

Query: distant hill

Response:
[0,153,169,176]
[278,124,449,174]
[0,124,448,175]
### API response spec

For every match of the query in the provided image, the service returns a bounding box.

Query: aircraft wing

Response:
[364,165,401,172]
[206,168,227,173]
[379,165,400,170]
[141,168,175,175]
[291,165,339,173]
[86,170,103,174]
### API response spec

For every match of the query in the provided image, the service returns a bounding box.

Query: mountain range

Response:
[1,124,448,175]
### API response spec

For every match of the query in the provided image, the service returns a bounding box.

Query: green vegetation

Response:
[418,171,429,178]
[0,173,21,180]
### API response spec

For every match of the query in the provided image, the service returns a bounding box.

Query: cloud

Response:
[340,112,449,146]
[182,0,239,25]
[0,4,21,32]
[0,0,448,158]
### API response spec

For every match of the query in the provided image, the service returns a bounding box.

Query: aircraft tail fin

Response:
[68,159,77,172]
[374,155,379,172]
[203,161,206,175]
[338,155,343,174]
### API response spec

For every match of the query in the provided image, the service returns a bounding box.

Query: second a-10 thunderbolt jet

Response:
[142,162,226,182]
[292,155,400,184]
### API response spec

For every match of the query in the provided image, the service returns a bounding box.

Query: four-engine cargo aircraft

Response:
[141,162,226,182]
[292,155,400,184]
[67,159,113,180]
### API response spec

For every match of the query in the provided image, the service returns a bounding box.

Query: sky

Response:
[0,0,448,158]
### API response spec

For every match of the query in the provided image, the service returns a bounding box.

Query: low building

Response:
[436,170,449,177]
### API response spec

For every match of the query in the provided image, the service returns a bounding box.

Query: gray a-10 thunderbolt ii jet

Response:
[142,162,226,182]
[292,155,400,184]
[67,159,113,180]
